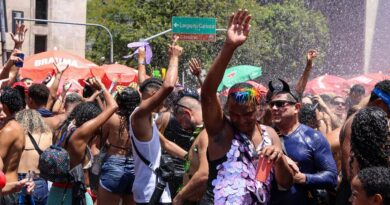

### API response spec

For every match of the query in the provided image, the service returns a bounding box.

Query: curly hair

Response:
[28,84,50,106]
[56,102,102,144]
[351,107,390,170]
[0,87,24,114]
[73,102,102,127]
[16,109,50,135]
[139,77,162,93]
[357,167,390,204]
[299,103,317,129]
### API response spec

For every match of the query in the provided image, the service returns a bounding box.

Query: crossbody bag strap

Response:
[130,135,155,171]
[27,132,43,155]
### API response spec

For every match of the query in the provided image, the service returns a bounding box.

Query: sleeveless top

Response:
[211,125,273,205]
[128,108,171,203]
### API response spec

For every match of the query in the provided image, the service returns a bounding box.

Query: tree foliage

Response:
[86,0,329,86]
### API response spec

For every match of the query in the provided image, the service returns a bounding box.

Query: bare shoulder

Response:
[263,125,279,141]
[1,120,23,134]
[0,120,24,147]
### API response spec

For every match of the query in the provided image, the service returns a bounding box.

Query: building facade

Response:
[3,0,86,62]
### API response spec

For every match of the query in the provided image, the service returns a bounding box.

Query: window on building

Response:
[35,0,48,24]
[34,35,47,54]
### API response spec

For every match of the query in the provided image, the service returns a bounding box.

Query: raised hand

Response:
[307,49,318,62]
[53,58,69,74]
[6,49,23,66]
[225,9,252,48]
[10,22,28,49]
[63,81,72,93]
[168,35,183,57]
[138,47,146,61]
[189,58,202,76]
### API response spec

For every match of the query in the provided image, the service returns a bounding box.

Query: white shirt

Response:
[129,110,171,203]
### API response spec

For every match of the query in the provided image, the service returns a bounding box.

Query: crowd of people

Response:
[0,9,389,205]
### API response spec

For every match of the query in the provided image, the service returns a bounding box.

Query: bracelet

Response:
[138,61,145,65]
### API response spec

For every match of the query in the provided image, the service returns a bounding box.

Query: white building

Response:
[2,0,86,63]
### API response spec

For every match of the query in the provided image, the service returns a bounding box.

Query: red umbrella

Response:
[20,50,97,82]
[347,72,390,93]
[305,74,349,96]
[91,64,140,90]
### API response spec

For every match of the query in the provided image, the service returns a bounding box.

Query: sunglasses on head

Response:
[269,100,296,108]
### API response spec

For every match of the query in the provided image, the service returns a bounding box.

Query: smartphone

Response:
[15,53,24,67]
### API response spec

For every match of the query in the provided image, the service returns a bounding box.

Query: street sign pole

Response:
[14,17,114,63]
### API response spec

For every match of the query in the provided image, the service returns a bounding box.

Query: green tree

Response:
[86,0,328,86]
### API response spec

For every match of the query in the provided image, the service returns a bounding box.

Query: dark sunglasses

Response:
[269,100,296,108]
[331,101,346,106]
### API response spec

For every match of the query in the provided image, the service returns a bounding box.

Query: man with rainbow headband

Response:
[200,9,294,205]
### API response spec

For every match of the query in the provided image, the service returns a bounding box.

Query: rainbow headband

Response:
[228,87,260,105]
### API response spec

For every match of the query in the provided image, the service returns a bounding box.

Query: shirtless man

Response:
[201,10,293,204]
[0,88,28,204]
[173,129,208,205]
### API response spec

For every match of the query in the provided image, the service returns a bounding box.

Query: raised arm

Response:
[46,61,69,110]
[201,10,251,136]
[0,50,23,81]
[132,37,182,141]
[189,58,203,86]
[68,78,118,167]
[295,49,317,96]
[137,47,148,84]
[10,22,27,50]
[159,132,187,160]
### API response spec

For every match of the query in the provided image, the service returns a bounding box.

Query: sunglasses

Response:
[269,100,296,108]
[331,101,346,106]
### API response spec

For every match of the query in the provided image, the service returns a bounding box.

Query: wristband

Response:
[138,60,145,65]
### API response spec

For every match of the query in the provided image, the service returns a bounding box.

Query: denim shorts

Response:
[99,155,135,194]
[18,173,48,205]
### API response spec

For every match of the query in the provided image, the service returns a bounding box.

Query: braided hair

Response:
[139,77,163,94]
[351,107,390,170]
[115,87,140,137]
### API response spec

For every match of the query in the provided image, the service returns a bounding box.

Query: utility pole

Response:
[0,0,7,64]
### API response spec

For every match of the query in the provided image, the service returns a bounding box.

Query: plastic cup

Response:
[255,156,273,182]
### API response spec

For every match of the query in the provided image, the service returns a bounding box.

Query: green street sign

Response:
[172,17,216,41]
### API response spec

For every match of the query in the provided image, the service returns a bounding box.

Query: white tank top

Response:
[129,109,171,203]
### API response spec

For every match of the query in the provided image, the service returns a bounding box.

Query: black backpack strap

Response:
[130,135,155,171]
[27,132,43,155]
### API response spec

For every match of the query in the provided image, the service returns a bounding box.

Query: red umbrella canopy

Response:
[20,50,97,82]
[347,72,390,93]
[305,74,349,97]
[91,64,140,90]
